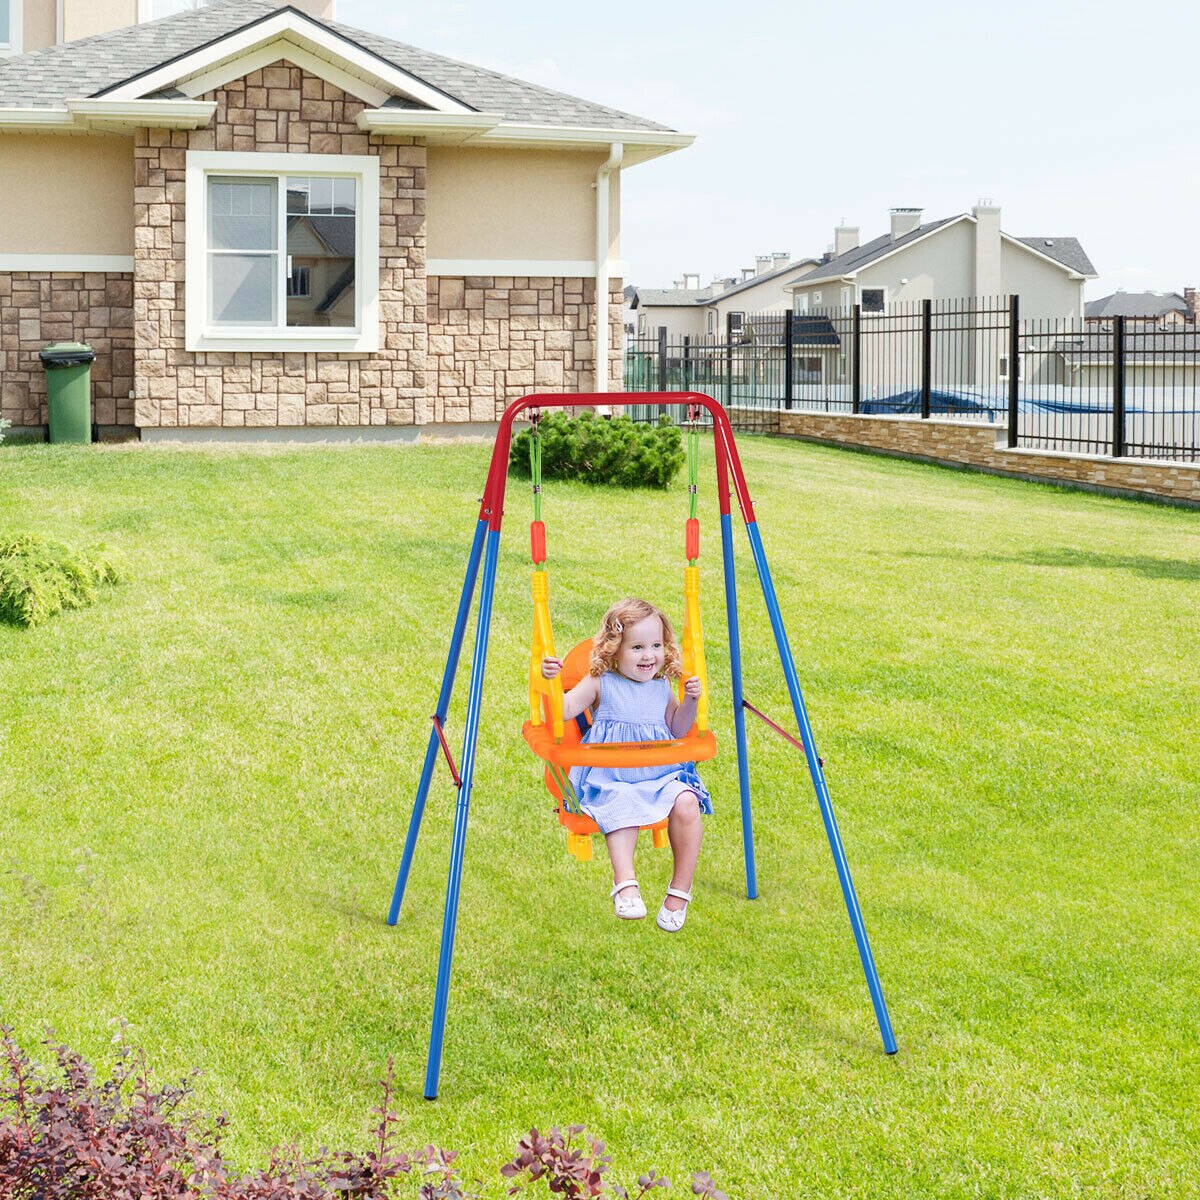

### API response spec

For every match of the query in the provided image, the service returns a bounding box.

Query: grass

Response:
[1,435,1197,1198]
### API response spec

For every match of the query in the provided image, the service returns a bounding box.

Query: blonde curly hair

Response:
[589,597,682,680]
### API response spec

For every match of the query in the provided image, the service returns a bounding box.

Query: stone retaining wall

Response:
[777,411,1200,506]
[0,272,134,429]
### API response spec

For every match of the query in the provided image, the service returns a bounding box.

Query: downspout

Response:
[594,142,623,399]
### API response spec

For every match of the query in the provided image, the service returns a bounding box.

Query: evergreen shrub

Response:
[509,413,684,489]
[0,534,121,628]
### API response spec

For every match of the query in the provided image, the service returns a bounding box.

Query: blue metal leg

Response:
[744,520,897,1054]
[388,519,488,925]
[425,528,502,1099]
[719,512,757,900]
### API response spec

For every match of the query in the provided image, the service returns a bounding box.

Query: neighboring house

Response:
[1085,290,1198,327]
[0,0,692,437]
[787,204,1096,319]
[631,253,821,342]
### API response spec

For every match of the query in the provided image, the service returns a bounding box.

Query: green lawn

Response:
[1,436,1197,1198]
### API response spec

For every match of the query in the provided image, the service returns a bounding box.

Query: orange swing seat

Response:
[522,639,717,861]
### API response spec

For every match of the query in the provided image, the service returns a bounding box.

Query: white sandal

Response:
[656,887,692,932]
[610,879,646,920]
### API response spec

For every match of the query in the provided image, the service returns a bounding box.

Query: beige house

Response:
[0,0,692,438]
[787,204,1096,319]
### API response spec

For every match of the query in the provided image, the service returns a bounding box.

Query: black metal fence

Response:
[624,298,1200,462]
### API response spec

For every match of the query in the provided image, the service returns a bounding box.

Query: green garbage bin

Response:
[40,341,96,444]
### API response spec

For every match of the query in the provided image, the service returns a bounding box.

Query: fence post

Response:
[783,311,794,410]
[657,325,668,393]
[726,312,735,410]
[683,335,691,393]
[1007,294,1020,448]
[851,304,862,414]
[1112,315,1126,457]
[920,298,932,419]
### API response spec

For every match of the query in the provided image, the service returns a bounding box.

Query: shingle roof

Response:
[1084,291,1186,319]
[0,0,671,131]
[708,257,820,302]
[795,216,1097,284]
[633,287,714,307]
[1014,237,1096,277]
[1056,331,1200,364]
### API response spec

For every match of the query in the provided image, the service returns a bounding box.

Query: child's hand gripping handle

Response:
[680,565,709,732]
[529,570,564,740]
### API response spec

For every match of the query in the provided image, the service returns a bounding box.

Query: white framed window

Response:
[185,151,379,353]
[860,286,886,315]
[812,291,823,305]
[793,293,809,315]
[706,309,715,334]
[0,0,23,55]
[138,0,216,21]
[840,286,852,308]
[728,311,745,338]
[999,356,1021,380]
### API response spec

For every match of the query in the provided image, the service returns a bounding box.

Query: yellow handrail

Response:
[680,565,709,732]
[528,570,564,740]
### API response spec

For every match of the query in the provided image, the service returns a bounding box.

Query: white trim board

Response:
[0,0,22,55]
[0,254,135,271]
[176,38,390,107]
[427,259,628,278]
[97,9,473,113]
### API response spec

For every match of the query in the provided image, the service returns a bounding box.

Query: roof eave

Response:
[356,108,504,143]
[468,123,694,164]
[0,99,216,130]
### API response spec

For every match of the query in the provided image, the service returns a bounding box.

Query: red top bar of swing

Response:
[479,393,755,533]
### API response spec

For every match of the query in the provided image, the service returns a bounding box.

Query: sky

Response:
[339,0,1200,299]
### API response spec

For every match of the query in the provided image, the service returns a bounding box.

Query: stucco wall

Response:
[636,303,706,341]
[21,0,57,52]
[426,147,617,263]
[0,134,134,255]
[62,0,136,43]
[1002,240,1084,319]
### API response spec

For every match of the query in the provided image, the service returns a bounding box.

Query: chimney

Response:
[834,223,859,256]
[771,251,790,268]
[1185,287,1198,323]
[756,255,774,276]
[709,277,725,297]
[889,207,923,240]
[741,267,755,282]
[683,272,700,290]
[972,199,1002,298]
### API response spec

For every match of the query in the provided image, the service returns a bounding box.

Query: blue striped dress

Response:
[570,671,713,835]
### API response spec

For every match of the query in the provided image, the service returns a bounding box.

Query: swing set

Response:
[387,392,897,1100]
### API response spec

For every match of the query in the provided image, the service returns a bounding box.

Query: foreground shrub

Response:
[0,1031,725,1199]
[0,533,121,627]
[0,416,10,444]
[509,413,684,490]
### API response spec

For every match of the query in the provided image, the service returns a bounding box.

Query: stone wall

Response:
[426,276,623,422]
[0,272,134,429]
[777,411,1200,506]
[133,61,426,429]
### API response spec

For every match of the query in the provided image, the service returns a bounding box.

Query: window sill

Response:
[186,329,379,353]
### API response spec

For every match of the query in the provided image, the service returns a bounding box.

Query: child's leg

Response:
[664,790,702,911]
[604,826,640,893]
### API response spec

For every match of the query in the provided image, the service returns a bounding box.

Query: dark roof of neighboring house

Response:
[795,217,1097,284]
[1055,331,1200,364]
[1084,291,1187,319]
[0,0,670,130]
[289,213,356,258]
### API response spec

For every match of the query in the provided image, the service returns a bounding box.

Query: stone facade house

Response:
[0,0,691,438]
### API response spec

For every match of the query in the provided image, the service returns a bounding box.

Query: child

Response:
[541,597,712,932]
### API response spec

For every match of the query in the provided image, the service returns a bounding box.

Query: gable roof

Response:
[0,0,674,135]
[634,257,822,309]
[1085,291,1187,319]
[793,215,1096,285]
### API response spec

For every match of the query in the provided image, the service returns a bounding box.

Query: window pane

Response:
[148,0,213,18]
[0,0,10,42]
[286,178,309,214]
[208,177,276,252]
[333,178,357,214]
[209,253,277,325]
[286,193,356,329]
